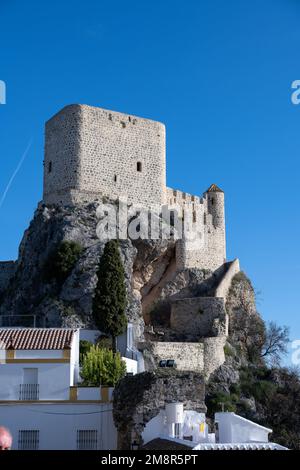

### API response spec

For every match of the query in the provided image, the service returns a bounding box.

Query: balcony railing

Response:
[19,384,39,401]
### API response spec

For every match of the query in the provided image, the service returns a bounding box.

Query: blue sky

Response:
[0,0,299,361]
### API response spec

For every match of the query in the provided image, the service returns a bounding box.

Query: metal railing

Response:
[76,430,98,450]
[0,315,46,327]
[19,384,39,401]
[18,430,39,450]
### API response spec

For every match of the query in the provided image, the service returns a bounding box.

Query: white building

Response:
[141,404,288,450]
[0,328,118,450]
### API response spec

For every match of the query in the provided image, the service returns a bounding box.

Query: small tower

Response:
[206,184,225,229]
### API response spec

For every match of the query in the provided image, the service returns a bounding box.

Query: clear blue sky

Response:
[0,0,299,360]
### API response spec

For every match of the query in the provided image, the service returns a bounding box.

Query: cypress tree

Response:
[92,240,127,352]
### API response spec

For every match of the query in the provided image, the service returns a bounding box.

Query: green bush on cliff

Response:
[44,240,83,284]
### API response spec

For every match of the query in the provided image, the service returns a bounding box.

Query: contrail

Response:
[0,139,33,209]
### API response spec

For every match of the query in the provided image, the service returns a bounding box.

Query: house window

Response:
[137,161,142,172]
[18,430,39,450]
[48,161,52,173]
[77,430,98,450]
[20,368,39,400]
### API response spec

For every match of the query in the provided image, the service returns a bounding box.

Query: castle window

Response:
[193,211,197,223]
[137,162,142,172]
[204,213,207,225]
[48,161,52,173]
[114,175,117,183]
[211,198,215,205]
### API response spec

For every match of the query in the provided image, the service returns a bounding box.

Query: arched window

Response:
[137,161,142,172]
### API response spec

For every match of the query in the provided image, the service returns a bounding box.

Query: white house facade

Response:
[0,328,118,450]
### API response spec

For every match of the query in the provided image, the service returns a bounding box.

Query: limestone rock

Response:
[113,370,206,449]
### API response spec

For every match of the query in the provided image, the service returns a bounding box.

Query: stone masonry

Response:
[170,297,228,339]
[43,104,226,272]
[43,104,166,207]
[140,337,226,380]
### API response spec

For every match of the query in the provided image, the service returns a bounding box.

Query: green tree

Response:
[45,240,82,284]
[92,240,127,352]
[80,346,126,386]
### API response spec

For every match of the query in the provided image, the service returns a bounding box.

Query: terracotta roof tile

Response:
[0,328,76,350]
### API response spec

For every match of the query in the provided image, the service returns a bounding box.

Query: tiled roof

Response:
[194,442,288,450]
[0,328,76,350]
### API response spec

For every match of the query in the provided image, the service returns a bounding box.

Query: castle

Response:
[43,104,226,272]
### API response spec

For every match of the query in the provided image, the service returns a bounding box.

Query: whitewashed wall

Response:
[0,362,71,400]
[0,403,117,450]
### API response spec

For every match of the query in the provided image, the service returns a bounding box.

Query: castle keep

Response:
[43,104,226,272]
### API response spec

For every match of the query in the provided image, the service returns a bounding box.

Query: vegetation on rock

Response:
[206,271,300,449]
[44,240,83,284]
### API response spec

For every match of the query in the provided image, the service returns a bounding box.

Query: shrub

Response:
[206,391,237,415]
[224,343,235,357]
[96,335,113,350]
[44,240,83,284]
[80,345,126,387]
[79,340,93,366]
[239,366,276,401]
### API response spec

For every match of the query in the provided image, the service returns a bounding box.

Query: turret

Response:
[206,184,225,229]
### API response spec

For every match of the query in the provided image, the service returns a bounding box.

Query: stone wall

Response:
[203,336,226,378]
[140,337,227,379]
[170,297,227,339]
[215,258,240,299]
[113,370,206,449]
[141,341,205,372]
[0,261,16,294]
[43,104,166,207]
[174,190,226,272]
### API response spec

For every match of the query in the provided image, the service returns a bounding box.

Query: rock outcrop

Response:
[113,370,206,449]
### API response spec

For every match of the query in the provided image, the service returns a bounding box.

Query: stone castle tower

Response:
[43,104,226,272]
